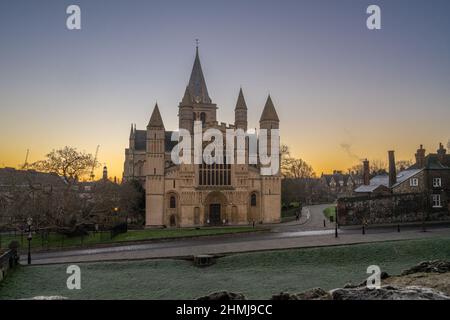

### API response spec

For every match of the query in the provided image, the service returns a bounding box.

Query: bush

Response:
[111,222,128,239]
[8,240,20,251]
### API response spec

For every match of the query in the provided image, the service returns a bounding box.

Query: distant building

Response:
[320,170,364,198]
[0,168,66,225]
[0,167,66,193]
[0,166,117,226]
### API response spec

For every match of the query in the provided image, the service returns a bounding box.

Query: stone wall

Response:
[337,193,450,226]
[0,249,19,283]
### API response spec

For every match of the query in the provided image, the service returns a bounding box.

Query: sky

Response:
[1,0,450,179]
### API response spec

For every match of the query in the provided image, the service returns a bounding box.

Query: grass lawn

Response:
[323,206,336,221]
[1,236,450,299]
[0,226,261,252]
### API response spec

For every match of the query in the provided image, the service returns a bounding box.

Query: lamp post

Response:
[334,207,338,238]
[27,217,33,265]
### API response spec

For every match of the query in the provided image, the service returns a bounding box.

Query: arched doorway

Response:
[204,191,227,226]
[248,191,260,222]
[170,214,176,227]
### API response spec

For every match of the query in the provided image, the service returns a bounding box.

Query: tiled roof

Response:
[0,168,66,187]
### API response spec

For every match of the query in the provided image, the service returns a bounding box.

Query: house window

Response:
[433,178,442,188]
[250,193,257,207]
[432,194,442,208]
[169,196,176,208]
[410,178,419,187]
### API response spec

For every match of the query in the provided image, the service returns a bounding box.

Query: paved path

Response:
[271,203,334,232]
[23,203,450,265]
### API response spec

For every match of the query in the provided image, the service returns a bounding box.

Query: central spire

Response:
[187,44,211,104]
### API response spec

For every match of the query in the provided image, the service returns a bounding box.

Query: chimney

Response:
[437,142,447,164]
[363,159,370,185]
[388,150,397,188]
[415,144,426,168]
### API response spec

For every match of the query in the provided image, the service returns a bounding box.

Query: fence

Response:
[0,229,124,251]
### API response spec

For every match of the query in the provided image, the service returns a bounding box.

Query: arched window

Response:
[200,112,206,125]
[250,193,257,207]
[170,196,176,208]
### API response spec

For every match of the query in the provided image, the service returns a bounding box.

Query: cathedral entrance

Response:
[209,204,221,225]
[205,191,227,226]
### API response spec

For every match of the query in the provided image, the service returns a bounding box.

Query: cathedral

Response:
[123,47,281,227]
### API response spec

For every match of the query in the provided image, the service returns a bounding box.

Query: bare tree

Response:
[351,159,413,176]
[396,160,413,172]
[30,146,98,185]
[26,147,99,231]
[280,144,316,179]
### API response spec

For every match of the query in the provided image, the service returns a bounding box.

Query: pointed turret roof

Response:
[129,123,134,138]
[235,87,247,110]
[260,95,279,122]
[187,46,211,104]
[181,86,192,106]
[148,103,164,128]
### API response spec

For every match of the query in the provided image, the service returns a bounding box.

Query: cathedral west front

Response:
[123,46,281,227]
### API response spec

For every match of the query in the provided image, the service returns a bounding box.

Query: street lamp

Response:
[27,217,33,265]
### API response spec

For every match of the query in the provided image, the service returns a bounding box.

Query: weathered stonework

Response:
[123,48,281,227]
[337,193,450,226]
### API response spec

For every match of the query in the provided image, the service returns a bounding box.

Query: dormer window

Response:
[410,178,419,187]
[433,178,442,188]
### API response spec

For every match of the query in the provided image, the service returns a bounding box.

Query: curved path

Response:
[22,204,450,265]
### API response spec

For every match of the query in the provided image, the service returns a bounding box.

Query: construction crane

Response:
[90,145,100,181]
[22,149,29,169]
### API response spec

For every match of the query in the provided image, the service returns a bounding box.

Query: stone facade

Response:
[123,47,281,227]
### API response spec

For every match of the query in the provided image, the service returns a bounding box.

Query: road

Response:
[23,204,450,265]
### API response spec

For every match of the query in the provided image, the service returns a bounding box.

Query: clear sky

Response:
[1,0,450,179]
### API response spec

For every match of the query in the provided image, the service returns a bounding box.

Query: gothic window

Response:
[250,193,257,207]
[198,163,231,186]
[170,196,176,208]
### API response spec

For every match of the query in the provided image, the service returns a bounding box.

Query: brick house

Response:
[355,143,450,216]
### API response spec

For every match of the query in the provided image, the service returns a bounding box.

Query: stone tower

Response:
[234,88,248,131]
[185,46,217,126]
[259,95,281,223]
[146,103,166,227]
[102,166,108,180]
